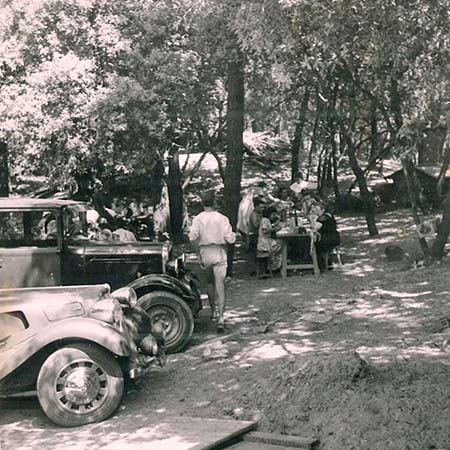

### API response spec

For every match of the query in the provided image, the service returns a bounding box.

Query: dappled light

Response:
[3,209,450,450]
[0,412,255,450]
[340,261,376,276]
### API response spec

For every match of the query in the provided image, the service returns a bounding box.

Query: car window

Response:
[0,210,59,248]
[64,205,89,241]
[0,312,29,341]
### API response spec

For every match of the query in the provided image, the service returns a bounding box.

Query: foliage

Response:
[2,0,450,245]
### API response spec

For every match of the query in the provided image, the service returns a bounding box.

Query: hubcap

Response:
[149,307,180,341]
[55,360,108,414]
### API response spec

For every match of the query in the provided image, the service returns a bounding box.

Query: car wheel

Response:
[138,291,194,354]
[37,343,124,427]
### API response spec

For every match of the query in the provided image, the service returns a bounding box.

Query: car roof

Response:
[0,197,86,209]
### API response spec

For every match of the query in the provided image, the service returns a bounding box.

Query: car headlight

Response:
[176,254,186,272]
[112,287,137,308]
[166,253,186,277]
[89,298,123,325]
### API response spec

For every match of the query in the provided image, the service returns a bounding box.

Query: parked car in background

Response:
[0,197,202,353]
[0,283,165,427]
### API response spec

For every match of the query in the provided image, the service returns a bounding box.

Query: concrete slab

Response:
[101,417,257,450]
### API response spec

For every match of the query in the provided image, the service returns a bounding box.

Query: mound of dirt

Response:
[249,352,450,450]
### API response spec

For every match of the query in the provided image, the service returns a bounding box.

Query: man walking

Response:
[189,191,236,330]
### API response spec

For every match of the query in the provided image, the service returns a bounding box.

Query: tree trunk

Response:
[223,45,245,276]
[307,89,321,178]
[429,189,450,260]
[401,158,430,256]
[436,128,450,198]
[331,136,341,203]
[369,98,379,161]
[291,88,309,181]
[167,147,185,244]
[345,132,379,236]
[0,141,9,197]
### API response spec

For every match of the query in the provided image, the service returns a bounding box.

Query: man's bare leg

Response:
[213,264,227,326]
[207,281,216,319]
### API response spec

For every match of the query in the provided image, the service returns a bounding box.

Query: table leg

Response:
[281,240,287,279]
[311,243,320,275]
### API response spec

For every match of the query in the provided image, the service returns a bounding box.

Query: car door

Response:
[0,209,62,288]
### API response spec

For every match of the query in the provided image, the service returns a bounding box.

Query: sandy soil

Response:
[1,209,450,450]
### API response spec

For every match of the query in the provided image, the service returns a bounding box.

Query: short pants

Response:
[199,245,227,280]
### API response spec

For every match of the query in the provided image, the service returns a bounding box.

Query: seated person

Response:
[257,205,283,272]
[98,228,114,241]
[112,227,137,242]
[247,197,264,255]
[44,219,58,240]
[310,205,341,272]
[89,218,114,241]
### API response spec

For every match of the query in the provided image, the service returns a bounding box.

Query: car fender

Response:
[0,318,133,380]
[128,273,197,302]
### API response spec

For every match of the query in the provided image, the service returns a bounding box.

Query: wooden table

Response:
[276,230,320,278]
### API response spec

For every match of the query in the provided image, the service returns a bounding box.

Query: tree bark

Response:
[223,45,245,276]
[369,98,379,161]
[429,189,450,260]
[436,128,450,198]
[0,141,9,197]
[401,158,429,256]
[167,147,185,244]
[307,89,321,178]
[291,88,309,181]
[344,131,379,236]
[331,135,341,203]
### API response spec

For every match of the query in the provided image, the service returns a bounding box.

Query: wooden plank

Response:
[243,431,318,449]
[102,417,257,450]
[226,443,300,450]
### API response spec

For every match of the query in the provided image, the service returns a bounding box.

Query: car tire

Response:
[37,343,124,427]
[138,291,194,354]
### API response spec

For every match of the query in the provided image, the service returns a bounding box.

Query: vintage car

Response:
[0,283,165,427]
[0,197,202,353]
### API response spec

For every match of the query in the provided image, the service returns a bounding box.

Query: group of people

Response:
[238,177,341,275]
[188,179,341,332]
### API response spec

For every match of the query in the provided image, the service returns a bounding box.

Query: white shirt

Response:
[189,210,236,246]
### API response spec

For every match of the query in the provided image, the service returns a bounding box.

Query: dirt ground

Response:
[1,209,450,450]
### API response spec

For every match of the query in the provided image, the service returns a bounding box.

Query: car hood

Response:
[0,284,111,311]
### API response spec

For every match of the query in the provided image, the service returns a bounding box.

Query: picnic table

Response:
[276,228,320,278]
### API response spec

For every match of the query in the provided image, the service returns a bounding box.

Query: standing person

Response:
[189,191,236,330]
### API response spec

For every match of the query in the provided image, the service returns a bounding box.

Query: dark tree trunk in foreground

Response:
[223,46,245,276]
[167,147,185,244]
[0,141,9,197]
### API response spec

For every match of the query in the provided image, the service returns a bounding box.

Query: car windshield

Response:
[64,205,89,240]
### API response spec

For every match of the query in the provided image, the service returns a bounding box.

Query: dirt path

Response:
[1,210,450,450]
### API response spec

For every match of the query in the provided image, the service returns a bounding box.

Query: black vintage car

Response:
[0,197,202,353]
